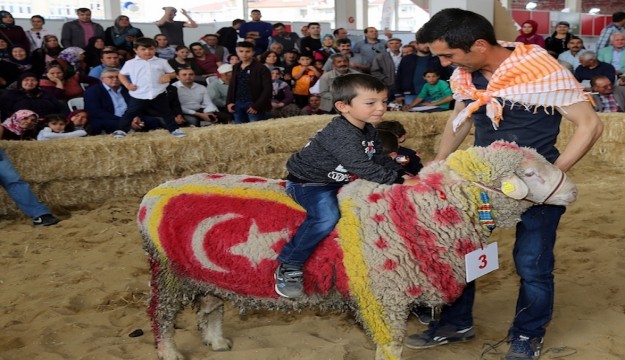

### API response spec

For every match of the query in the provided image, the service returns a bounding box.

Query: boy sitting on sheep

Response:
[275,73,419,298]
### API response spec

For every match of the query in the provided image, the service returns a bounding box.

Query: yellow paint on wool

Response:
[446,148,493,182]
[143,184,301,255]
[336,198,394,351]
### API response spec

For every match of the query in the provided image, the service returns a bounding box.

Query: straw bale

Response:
[0,112,622,217]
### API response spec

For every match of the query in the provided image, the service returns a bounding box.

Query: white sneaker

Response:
[112,130,127,139]
[171,129,186,138]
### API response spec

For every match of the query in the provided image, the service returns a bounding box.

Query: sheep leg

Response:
[195,294,232,351]
[362,306,410,360]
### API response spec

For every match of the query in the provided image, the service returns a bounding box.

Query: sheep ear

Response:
[500,175,529,199]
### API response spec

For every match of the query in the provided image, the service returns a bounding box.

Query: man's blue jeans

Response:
[277,181,342,267]
[0,148,51,219]
[232,101,268,124]
[438,205,566,338]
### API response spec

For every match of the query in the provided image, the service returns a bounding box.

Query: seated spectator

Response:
[376,120,423,175]
[171,67,218,126]
[314,34,338,64]
[269,42,284,61]
[0,11,29,49]
[39,63,98,100]
[84,36,107,69]
[590,75,625,112]
[558,36,586,72]
[189,42,221,81]
[168,45,204,83]
[401,69,452,111]
[298,94,327,115]
[66,109,89,132]
[260,50,282,70]
[104,15,143,57]
[281,49,299,85]
[0,109,39,140]
[0,142,61,226]
[56,47,88,77]
[0,72,68,118]
[30,34,63,77]
[25,15,53,52]
[37,113,87,140]
[227,54,240,65]
[88,48,121,79]
[206,63,233,124]
[597,32,625,75]
[199,33,229,63]
[154,34,175,60]
[269,68,299,118]
[575,51,616,90]
[1,45,33,86]
[515,19,545,47]
[0,35,9,60]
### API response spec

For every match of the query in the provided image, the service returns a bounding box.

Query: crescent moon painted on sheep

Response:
[191,213,239,272]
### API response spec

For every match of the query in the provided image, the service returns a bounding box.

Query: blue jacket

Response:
[84,83,130,134]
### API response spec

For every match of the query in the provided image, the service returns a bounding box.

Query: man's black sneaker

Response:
[274,264,304,298]
[32,214,61,226]
[411,304,435,325]
[504,335,543,359]
[405,323,475,349]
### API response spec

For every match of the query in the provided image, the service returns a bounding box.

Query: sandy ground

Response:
[1,158,624,360]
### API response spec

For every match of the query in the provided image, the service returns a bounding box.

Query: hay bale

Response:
[0,113,621,217]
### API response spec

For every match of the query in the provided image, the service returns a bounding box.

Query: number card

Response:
[465,242,499,282]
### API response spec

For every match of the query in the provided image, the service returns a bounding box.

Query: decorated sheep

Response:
[138,141,576,360]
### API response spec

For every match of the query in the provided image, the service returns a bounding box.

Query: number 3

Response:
[478,254,488,269]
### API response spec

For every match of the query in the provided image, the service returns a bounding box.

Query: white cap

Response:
[217,64,233,74]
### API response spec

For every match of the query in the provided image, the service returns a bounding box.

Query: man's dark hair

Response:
[76,8,90,14]
[232,19,245,26]
[376,120,407,137]
[307,22,320,27]
[31,15,45,24]
[332,74,386,106]
[100,49,118,59]
[175,65,194,75]
[417,8,498,53]
[189,42,203,50]
[174,45,188,51]
[273,22,285,29]
[613,11,625,23]
[333,28,345,36]
[236,41,254,49]
[590,75,611,87]
[251,9,261,14]
[134,37,157,49]
[336,38,352,46]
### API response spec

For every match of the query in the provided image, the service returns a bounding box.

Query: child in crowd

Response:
[402,69,453,111]
[270,68,300,118]
[274,74,419,298]
[154,34,175,60]
[37,114,87,140]
[67,109,89,131]
[114,37,185,138]
[291,53,321,108]
[376,120,423,175]
[298,94,327,115]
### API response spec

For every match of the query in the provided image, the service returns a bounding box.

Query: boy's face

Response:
[298,56,312,65]
[424,72,439,85]
[335,88,387,128]
[49,121,66,133]
[271,70,281,80]
[309,96,320,108]
[284,52,296,62]
[136,45,156,60]
[236,46,254,62]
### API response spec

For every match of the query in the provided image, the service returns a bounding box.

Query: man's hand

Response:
[130,117,144,130]
[175,115,186,125]
[247,107,258,114]
[227,103,235,113]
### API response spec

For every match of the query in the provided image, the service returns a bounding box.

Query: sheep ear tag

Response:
[500,175,529,200]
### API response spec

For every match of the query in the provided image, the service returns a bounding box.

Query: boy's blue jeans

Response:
[232,101,268,124]
[438,205,566,338]
[277,181,342,268]
[0,148,51,219]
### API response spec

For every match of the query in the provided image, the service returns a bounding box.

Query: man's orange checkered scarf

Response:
[450,42,589,131]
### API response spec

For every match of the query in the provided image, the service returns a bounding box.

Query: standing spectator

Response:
[401,44,415,56]
[0,11,29,50]
[322,38,369,73]
[333,28,349,40]
[0,35,8,60]
[590,75,625,112]
[595,11,625,51]
[515,19,545,47]
[114,37,185,138]
[271,23,300,53]
[25,15,52,52]
[574,51,616,90]
[217,19,244,55]
[199,33,230,63]
[226,41,272,124]
[299,22,322,57]
[156,7,197,47]
[104,15,143,56]
[88,49,121,79]
[313,34,337,64]
[370,37,402,97]
[352,27,387,66]
[5,45,33,73]
[597,32,625,75]
[300,25,309,38]
[557,36,586,71]
[31,35,63,77]
[61,8,105,49]
[291,53,321,108]
[207,63,233,124]
[238,9,273,55]
[154,34,176,60]
[318,53,360,113]
[544,21,573,58]
[172,67,218,126]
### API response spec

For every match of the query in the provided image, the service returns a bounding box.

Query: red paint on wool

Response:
[490,140,520,151]
[375,236,388,249]
[241,177,268,183]
[138,206,147,223]
[371,213,386,223]
[454,238,478,257]
[383,259,398,271]
[206,174,225,179]
[433,206,463,227]
[406,285,423,297]
[368,192,383,203]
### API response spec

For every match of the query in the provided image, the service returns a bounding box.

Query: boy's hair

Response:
[423,68,441,77]
[332,73,386,105]
[174,45,188,52]
[154,33,167,40]
[44,114,67,124]
[308,22,320,27]
[236,41,254,49]
[273,22,285,29]
[134,37,157,49]
[417,8,497,53]
[376,120,407,137]
[298,53,312,60]
[377,130,399,155]
[75,8,90,14]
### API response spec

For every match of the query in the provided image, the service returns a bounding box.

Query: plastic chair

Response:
[67,97,84,111]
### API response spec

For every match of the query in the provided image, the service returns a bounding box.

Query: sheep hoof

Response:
[157,349,185,360]
[210,338,232,351]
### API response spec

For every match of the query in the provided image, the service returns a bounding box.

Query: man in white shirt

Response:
[172,67,218,126]
[558,36,586,72]
[207,64,233,124]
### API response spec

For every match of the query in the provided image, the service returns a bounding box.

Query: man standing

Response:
[199,33,230,63]
[299,22,322,57]
[370,37,402,97]
[352,27,387,66]
[217,19,245,55]
[238,9,273,55]
[156,7,197,47]
[61,8,105,48]
[318,53,360,113]
[333,28,349,40]
[595,11,625,50]
[322,38,368,73]
[590,75,625,112]
[597,32,625,75]
[172,67,218,126]
[406,9,603,360]
[271,22,300,53]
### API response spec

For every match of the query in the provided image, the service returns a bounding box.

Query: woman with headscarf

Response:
[83,36,106,69]
[515,19,546,48]
[5,45,32,72]
[56,46,88,77]
[0,72,68,119]
[0,109,39,140]
[30,34,63,76]
[105,15,143,54]
[0,10,29,50]
[314,34,337,64]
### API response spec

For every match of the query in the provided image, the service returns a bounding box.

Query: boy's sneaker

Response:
[32,214,61,226]
[404,322,475,349]
[171,129,186,138]
[504,335,543,359]
[411,304,435,325]
[274,264,304,298]
[112,130,127,139]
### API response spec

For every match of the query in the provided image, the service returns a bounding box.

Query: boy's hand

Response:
[227,103,235,113]
[159,74,171,84]
[247,107,258,114]
[126,84,138,91]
